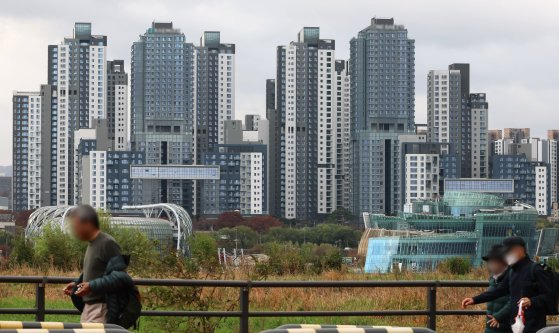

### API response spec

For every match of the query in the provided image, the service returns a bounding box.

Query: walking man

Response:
[62,205,130,323]
[462,237,554,333]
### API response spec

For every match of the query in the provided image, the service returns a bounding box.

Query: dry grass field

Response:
[0,266,501,332]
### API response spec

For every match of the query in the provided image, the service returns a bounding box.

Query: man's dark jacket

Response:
[473,256,554,333]
[485,274,512,333]
[71,255,134,324]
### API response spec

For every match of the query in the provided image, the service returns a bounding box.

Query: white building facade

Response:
[427,69,461,154]
[404,154,440,205]
[240,152,264,215]
[26,92,43,209]
[535,165,548,215]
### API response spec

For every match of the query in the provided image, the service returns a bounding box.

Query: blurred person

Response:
[62,205,133,324]
[481,244,511,333]
[462,237,554,333]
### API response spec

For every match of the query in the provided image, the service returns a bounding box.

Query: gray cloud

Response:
[1,0,558,165]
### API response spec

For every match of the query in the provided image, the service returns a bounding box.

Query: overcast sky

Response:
[1,0,558,166]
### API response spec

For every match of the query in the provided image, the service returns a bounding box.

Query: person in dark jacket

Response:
[482,244,511,333]
[70,254,135,324]
[62,205,133,323]
[462,236,554,333]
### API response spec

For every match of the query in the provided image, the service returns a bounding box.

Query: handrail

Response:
[0,276,489,332]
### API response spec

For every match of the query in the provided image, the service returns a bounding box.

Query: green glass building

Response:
[110,217,174,251]
[363,191,539,272]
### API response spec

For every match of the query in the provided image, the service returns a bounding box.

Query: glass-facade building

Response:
[110,217,174,251]
[535,228,559,257]
[363,191,540,272]
[130,165,220,180]
[350,18,415,216]
[201,144,267,215]
[491,154,551,215]
[444,179,515,193]
[131,22,196,211]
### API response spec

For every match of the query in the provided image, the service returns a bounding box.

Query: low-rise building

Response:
[362,191,540,272]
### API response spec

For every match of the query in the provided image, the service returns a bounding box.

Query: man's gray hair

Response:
[69,204,100,229]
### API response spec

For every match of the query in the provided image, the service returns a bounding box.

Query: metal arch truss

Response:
[25,206,75,239]
[122,203,193,255]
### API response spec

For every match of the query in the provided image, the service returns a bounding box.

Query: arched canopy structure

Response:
[25,206,74,239]
[25,203,194,255]
[122,203,193,254]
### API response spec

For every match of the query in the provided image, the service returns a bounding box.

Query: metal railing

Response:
[0,276,489,332]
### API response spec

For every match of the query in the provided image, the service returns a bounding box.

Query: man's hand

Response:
[518,297,532,309]
[74,282,91,297]
[487,315,500,328]
[63,282,76,296]
[461,297,475,308]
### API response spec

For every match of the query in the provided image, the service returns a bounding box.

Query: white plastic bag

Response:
[511,300,526,333]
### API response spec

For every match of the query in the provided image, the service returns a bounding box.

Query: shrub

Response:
[32,224,85,270]
[546,257,559,271]
[189,233,220,272]
[438,257,472,275]
[9,235,35,266]
[259,242,343,276]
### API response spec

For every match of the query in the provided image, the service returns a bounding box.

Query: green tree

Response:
[216,226,258,250]
[307,224,361,247]
[263,227,305,244]
[189,233,220,272]
[325,208,356,224]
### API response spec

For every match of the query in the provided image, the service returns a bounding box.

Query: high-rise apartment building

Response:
[266,79,281,217]
[335,60,352,211]
[107,60,128,151]
[350,18,415,215]
[427,64,488,179]
[131,22,196,210]
[193,31,236,215]
[446,63,470,178]
[195,31,235,161]
[12,23,130,211]
[272,27,343,220]
[470,93,489,178]
[201,143,267,215]
[50,23,108,206]
[426,69,461,153]
[12,85,55,211]
[13,92,40,210]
